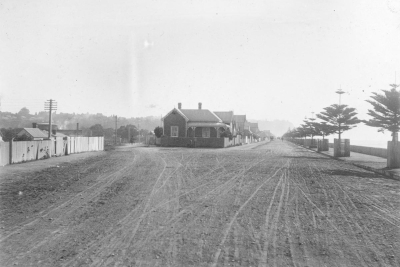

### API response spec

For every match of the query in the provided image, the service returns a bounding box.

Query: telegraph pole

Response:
[44,99,57,139]
[45,99,57,158]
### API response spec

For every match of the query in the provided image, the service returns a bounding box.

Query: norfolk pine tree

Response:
[316,104,360,141]
[303,118,319,141]
[365,84,400,141]
[312,121,335,140]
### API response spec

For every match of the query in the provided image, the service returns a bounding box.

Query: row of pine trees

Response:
[283,84,400,142]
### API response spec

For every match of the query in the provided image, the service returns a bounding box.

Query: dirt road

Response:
[1,141,399,266]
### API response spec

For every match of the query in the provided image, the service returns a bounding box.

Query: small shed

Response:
[17,128,48,140]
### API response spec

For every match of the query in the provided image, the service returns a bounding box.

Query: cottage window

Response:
[171,126,179,137]
[202,127,210,138]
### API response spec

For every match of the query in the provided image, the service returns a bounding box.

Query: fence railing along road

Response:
[0,136,104,166]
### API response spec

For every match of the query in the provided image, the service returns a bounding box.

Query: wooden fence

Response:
[290,138,387,158]
[0,142,9,166]
[160,137,231,148]
[0,137,104,166]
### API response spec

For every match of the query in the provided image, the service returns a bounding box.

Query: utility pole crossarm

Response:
[44,99,57,158]
[44,99,58,139]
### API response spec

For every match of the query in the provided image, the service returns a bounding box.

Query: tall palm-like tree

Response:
[365,84,400,141]
[317,104,360,141]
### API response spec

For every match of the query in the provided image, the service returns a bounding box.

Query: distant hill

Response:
[0,108,162,131]
[248,119,295,137]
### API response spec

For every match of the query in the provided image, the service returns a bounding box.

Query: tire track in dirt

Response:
[308,159,400,265]
[270,169,290,267]
[259,172,285,266]
[287,150,353,266]
[127,157,270,258]
[316,163,400,226]
[128,151,278,265]
[0,151,138,250]
[63,152,169,267]
[0,155,125,241]
[64,151,204,266]
[0,149,147,266]
[282,168,297,267]
[4,141,399,266]
[211,159,289,267]
[298,176,364,264]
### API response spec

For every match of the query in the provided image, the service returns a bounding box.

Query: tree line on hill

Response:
[0,109,162,142]
[283,84,400,142]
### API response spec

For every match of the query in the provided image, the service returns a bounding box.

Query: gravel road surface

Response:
[1,141,399,266]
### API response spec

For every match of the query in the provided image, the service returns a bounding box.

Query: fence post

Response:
[387,141,400,168]
[9,139,12,164]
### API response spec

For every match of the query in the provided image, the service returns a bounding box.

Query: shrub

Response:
[154,126,163,138]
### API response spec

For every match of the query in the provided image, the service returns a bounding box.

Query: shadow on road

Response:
[283,156,330,160]
[321,169,380,179]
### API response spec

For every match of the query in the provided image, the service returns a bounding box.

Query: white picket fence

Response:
[0,137,104,166]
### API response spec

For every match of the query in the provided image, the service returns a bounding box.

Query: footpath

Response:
[309,146,400,181]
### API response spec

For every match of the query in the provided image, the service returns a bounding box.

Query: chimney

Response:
[32,123,37,128]
[178,103,182,109]
[198,102,202,110]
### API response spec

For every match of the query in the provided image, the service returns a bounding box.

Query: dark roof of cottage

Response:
[180,109,221,123]
[233,115,246,123]
[214,111,234,124]
[20,128,48,138]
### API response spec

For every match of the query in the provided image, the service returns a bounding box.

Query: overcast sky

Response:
[1,0,400,140]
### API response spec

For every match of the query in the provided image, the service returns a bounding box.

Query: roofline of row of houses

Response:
[162,102,260,133]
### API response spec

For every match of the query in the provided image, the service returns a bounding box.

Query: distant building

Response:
[32,122,82,136]
[233,115,247,133]
[35,122,58,132]
[214,111,237,135]
[162,102,229,138]
[17,128,48,140]
[248,122,260,133]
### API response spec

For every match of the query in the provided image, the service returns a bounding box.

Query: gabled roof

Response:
[233,115,246,123]
[180,109,221,123]
[248,122,259,132]
[162,108,189,121]
[214,111,234,124]
[20,128,48,138]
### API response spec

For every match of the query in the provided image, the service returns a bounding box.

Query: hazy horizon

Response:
[1,0,399,142]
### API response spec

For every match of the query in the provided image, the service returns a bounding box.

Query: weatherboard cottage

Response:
[161,103,233,147]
